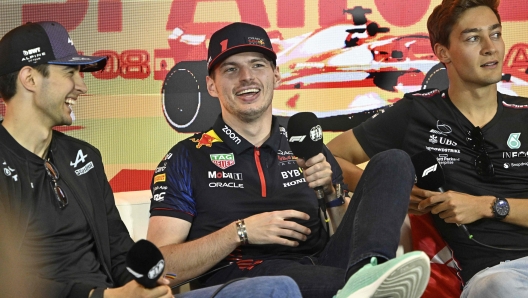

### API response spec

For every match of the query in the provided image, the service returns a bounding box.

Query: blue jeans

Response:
[175,276,301,298]
[205,149,414,298]
[461,256,528,298]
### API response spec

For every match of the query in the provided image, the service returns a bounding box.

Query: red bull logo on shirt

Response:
[191,132,219,149]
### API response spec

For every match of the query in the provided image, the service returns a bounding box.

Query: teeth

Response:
[236,88,259,95]
[65,98,76,105]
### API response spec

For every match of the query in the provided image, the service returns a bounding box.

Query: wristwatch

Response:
[326,184,346,208]
[491,197,509,220]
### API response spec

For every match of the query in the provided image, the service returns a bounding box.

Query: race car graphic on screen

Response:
[160,5,527,133]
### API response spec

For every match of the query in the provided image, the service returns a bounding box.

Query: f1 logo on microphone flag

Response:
[289,135,306,142]
[422,164,438,177]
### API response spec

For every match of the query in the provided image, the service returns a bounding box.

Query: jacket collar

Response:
[0,121,46,164]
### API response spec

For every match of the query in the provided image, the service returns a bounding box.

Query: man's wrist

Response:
[326,184,345,208]
[89,288,105,298]
[483,196,496,218]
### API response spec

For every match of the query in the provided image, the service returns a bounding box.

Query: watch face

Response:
[495,199,510,216]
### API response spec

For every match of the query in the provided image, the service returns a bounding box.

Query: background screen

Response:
[1,0,527,193]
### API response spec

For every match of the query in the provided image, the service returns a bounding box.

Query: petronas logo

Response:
[507,133,521,149]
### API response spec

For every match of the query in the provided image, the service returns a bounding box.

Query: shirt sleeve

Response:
[149,144,196,222]
[353,97,413,157]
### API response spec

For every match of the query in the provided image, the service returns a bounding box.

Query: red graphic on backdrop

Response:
[374,0,431,27]
[504,43,528,82]
[92,50,150,80]
[499,0,528,21]
[22,0,122,32]
[22,0,88,31]
[109,169,153,192]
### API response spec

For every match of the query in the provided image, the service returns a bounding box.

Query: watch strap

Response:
[326,197,345,208]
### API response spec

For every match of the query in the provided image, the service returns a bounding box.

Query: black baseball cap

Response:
[207,22,276,73]
[0,21,107,76]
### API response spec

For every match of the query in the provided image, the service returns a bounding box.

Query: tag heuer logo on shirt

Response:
[507,133,521,149]
[210,153,235,169]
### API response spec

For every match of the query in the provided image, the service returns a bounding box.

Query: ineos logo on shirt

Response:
[222,125,241,145]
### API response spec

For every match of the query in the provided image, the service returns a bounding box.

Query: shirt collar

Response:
[212,115,284,154]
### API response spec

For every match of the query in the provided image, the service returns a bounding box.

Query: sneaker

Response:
[334,251,430,298]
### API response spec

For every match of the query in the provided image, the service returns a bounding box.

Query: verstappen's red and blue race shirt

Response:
[353,89,528,282]
[150,115,344,268]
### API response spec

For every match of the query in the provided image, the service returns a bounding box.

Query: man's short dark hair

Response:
[0,64,49,101]
[427,0,501,50]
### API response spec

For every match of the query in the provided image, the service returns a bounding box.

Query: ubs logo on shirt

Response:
[428,135,457,147]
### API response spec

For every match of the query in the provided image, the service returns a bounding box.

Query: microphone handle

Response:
[437,187,471,238]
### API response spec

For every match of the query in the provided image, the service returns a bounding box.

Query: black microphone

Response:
[410,150,445,193]
[126,239,165,288]
[411,151,471,237]
[287,112,329,223]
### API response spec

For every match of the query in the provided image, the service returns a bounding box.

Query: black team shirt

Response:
[353,89,528,282]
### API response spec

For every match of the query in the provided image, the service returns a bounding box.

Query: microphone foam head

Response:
[126,239,165,288]
[287,112,323,159]
[411,150,446,191]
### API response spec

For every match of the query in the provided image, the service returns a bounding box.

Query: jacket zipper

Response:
[62,178,115,285]
[254,147,266,197]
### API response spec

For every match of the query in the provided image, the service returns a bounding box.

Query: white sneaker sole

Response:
[348,252,430,298]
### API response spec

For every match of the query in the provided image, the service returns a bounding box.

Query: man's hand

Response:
[417,190,494,224]
[409,186,440,215]
[96,279,172,298]
[244,210,311,247]
[296,153,333,194]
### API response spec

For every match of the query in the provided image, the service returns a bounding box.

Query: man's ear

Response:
[434,43,451,64]
[206,75,218,98]
[18,66,38,92]
[273,65,281,89]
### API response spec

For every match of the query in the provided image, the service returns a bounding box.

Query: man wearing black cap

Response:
[0,21,173,298]
[148,22,431,298]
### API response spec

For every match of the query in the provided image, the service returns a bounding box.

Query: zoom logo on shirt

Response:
[222,125,241,145]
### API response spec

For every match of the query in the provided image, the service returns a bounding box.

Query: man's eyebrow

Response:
[461,23,501,35]
[218,57,268,68]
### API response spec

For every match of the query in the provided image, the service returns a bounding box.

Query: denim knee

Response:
[463,271,521,298]
[370,149,414,176]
